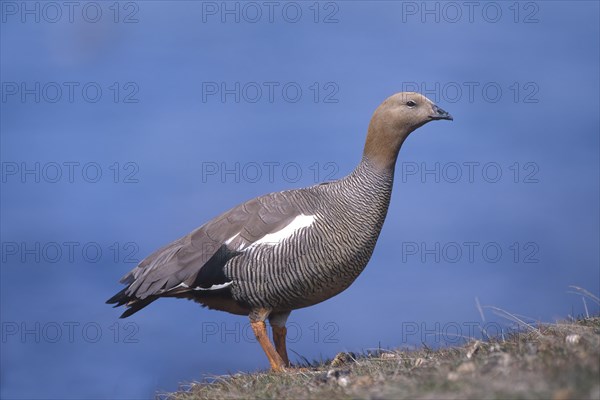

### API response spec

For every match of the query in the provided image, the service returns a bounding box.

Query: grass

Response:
[163,316,600,400]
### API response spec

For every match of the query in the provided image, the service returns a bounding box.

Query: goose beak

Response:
[430,105,453,121]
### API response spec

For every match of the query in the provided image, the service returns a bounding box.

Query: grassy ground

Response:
[165,317,600,400]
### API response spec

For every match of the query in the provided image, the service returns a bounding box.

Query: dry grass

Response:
[163,316,600,400]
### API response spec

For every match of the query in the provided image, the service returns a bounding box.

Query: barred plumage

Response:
[107,92,453,370]
[226,158,394,311]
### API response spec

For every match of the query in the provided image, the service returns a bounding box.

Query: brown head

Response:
[363,92,453,171]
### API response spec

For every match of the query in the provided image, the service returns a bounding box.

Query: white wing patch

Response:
[247,214,315,249]
[192,281,233,291]
[224,232,240,245]
[163,214,315,294]
[167,281,233,292]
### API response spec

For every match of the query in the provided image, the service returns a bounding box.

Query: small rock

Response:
[380,352,397,359]
[337,376,350,387]
[414,357,425,367]
[326,368,350,380]
[565,334,581,345]
[326,369,351,387]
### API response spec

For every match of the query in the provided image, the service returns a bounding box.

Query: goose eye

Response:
[406,100,416,108]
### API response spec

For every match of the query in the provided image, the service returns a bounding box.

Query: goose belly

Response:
[227,221,380,311]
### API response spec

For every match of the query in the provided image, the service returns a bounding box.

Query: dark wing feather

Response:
[106,191,304,316]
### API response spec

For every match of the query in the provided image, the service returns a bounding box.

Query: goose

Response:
[107,92,453,371]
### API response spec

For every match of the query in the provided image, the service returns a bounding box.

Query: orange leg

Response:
[250,320,286,372]
[272,326,290,367]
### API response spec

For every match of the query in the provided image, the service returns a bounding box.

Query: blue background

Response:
[1,1,599,398]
